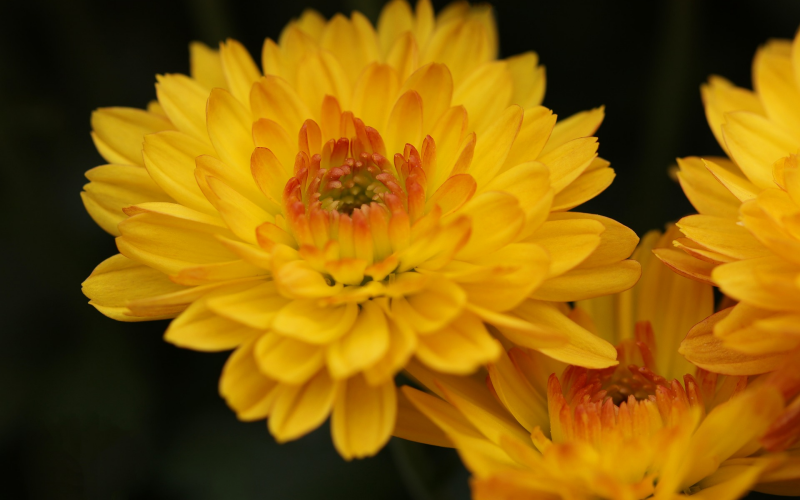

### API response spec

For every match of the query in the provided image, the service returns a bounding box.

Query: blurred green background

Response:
[2,0,799,498]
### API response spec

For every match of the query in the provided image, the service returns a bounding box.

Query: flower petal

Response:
[331,375,396,460]
[680,307,789,375]
[219,337,280,421]
[271,300,358,345]
[91,107,172,167]
[327,301,390,379]
[81,164,173,236]
[415,311,501,374]
[268,369,338,442]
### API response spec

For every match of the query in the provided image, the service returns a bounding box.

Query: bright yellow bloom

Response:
[401,228,800,498]
[80,0,639,459]
[661,28,800,374]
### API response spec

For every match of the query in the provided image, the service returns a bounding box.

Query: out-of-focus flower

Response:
[401,228,800,498]
[661,28,800,374]
[80,0,639,459]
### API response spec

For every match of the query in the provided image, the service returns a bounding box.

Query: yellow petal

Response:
[513,300,618,369]
[702,75,766,157]
[675,156,742,218]
[82,253,187,321]
[677,214,769,260]
[170,259,267,286]
[196,154,268,214]
[714,302,800,356]
[189,41,227,90]
[452,61,513,132]
[428,105,469,190]
[205,281,289,329]
[272,251,344,299]
[487,348,549,433]
[551,160,615,211]
[634,227,714,380]
[681,386,783,489]
[527,218,604,278]
[319,13,380,83]
[482,161,552,238]
[268,369,338,442]
[506,51,546,109]
[363,316,418,385]
[722,110,799,189]
[91,107,172,166]
[377,0,414,55]
[754,40,800,137]
[256,332,326,384]
[532,260,641,302]
[468,304,567,350]
[456,243,550,312]
[391,276,467,333]
[200,174,273,244]
[540,106,604,157]
[426,173,477,216]
[680,307,788,375]
[219,337,280,421]
[385,32,419,82]
[116,208,238,276]
[295,50,352,114]
[713,257,800,312]
[400,62,453,132]
[142,131,216,215]
[126,278,260,318]
[652,247,717,286]
[331,375,396,460]
[155,73,211,143]
[81,164,173,236]
[502,106,556,170]
[740,195,800,267]
[400,385,483,440]
[384,90,423,156]
[695,459,781,500]
[327,301,390,379]
[436,375,532,449]
[252,118,295,173]
[469,106,523,188]
[415,310,501,374]
[271,299,358,345]
[351,63,401,130]
[538,137,598,193]
[219,39,261,107]
[424,17,494,84]
[393,387,453,448]
[206,87,253,173]
[456,191,524,261]
[165,288,261,351]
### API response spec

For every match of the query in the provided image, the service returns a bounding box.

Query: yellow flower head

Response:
[80,0,639,459]
[661,28,800,374]
[402,228,800,498]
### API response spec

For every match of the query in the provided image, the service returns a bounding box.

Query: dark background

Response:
[2,0,798,498]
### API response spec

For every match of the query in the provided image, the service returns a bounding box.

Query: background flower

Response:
[3,0,799,498]
[401,228,800,498]
[662,28,800,374]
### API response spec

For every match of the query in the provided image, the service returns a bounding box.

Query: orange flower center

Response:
[545,321,746,445]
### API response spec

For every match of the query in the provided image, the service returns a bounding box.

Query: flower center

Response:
[544,321,721,445]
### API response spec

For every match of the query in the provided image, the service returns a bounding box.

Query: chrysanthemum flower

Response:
[660,28,800,374]
[80,0,639,459]
[401,227,800,498]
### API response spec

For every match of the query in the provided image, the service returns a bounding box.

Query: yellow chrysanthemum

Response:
[80,0,639,459]
[659,28,800,374]
[401,228,800,498]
